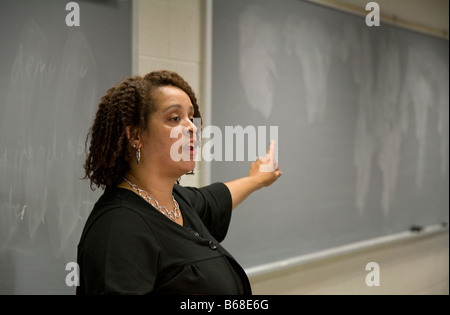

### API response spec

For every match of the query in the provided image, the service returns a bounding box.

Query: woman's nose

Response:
[183,118,198,137]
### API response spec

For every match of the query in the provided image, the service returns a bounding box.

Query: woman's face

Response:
[139,85,198,177]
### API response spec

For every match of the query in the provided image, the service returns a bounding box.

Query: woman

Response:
[77,70,281,295]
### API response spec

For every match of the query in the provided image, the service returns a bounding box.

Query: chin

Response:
[185,161,196,173]
[176,160,196,177]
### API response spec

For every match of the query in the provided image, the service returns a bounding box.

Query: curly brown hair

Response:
[83,70,201,190]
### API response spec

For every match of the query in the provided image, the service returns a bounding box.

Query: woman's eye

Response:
[171,116,180,122]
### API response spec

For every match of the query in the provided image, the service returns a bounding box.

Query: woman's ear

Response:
[125,126,141,148]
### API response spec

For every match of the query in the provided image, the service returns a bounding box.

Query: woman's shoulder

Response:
[80,187,156,240]
[173,182,230,200]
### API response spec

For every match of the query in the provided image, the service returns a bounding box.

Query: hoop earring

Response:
[134,144,141,165]
[136,148,141,164]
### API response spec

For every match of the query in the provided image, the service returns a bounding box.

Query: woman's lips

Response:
[183,139,198,158]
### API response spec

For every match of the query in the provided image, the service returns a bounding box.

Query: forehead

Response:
[154,85,192,109]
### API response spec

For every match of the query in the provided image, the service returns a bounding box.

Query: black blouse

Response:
[76,182,252,295]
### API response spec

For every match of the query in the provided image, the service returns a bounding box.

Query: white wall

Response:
[250,230,449,294]
[134,0,449,295]
[134,0,204,188]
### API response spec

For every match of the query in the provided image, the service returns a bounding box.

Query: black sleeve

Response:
[175,182,233,242]
[77,207,160,295]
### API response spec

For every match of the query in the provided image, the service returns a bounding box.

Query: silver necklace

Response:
[123,177,181,221]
